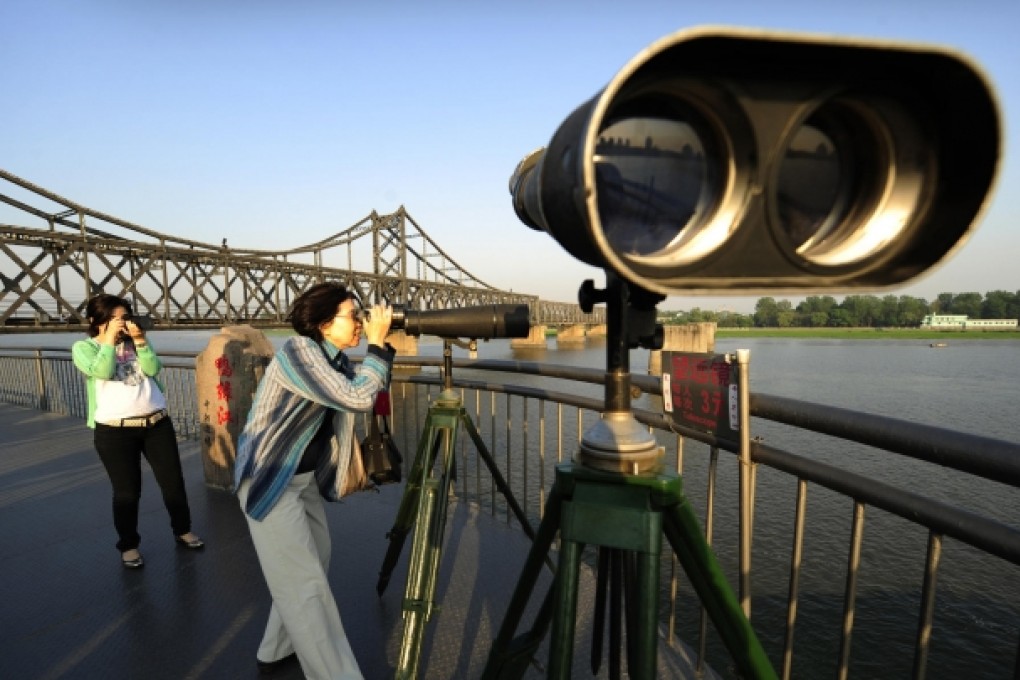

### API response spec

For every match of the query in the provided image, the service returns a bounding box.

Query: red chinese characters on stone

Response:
[214,355,233,377]
[214,355,234,425]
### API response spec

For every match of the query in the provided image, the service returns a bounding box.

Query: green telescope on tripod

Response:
[358,303,531,339]
[510,26,1001,296]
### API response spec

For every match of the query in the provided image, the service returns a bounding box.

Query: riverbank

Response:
[713,327,1020,340]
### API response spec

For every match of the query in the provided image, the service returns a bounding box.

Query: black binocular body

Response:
[359,304,531,340]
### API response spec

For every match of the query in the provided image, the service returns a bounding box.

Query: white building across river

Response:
[920,314,1018,329]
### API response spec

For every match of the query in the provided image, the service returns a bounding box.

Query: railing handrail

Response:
[749,392,1020,486]
[3,347,1018,488]
[395,364,1020,567]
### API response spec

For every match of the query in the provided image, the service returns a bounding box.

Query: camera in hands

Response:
[125,314,155,332]
[118,314,154,340]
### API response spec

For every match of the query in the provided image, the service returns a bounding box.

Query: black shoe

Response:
[175,533,205,549]
[256,652,298,675]
[121,550,144,569]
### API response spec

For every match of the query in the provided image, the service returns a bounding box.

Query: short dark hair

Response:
[288,282,359,342]
[85,294,133,338]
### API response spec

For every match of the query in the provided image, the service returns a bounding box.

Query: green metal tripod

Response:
[480,274,778,679]
[480,462,777,679]
[376,339,539,680]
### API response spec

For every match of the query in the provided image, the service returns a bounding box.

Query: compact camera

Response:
[124,314,155,331]
[117,314,155,340]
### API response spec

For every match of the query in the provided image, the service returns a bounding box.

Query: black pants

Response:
[94,418,192,552]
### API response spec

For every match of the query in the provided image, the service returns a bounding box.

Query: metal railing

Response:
[1,346,1018,679]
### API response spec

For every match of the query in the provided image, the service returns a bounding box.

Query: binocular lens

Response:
[775,96,928,269]
[355,306,407,329]
[595,114,720,261]
[776,119,858,254]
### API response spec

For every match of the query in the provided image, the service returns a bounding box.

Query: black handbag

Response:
[360,393,403,485]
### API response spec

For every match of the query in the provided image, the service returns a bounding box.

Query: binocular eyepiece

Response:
[353,305,401,325]
[359,303,531,340]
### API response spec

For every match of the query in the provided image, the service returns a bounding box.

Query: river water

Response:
[4,331,1018,678]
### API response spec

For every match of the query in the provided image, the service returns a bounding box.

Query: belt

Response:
[101,409,169,428]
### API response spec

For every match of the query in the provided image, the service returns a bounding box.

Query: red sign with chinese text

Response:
[662,351,739,441]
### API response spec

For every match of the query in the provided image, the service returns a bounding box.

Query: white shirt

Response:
[93,342,167,423]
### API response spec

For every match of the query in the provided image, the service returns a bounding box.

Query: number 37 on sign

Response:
[661,352,740,440]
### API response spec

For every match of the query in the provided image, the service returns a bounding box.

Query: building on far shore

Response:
[920,314,1018,329]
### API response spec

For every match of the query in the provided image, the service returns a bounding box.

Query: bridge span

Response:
[0,168,604,333]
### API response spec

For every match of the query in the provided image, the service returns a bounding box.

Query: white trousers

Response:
[239,473,363,680]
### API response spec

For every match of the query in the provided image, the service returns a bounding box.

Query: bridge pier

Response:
[556,324,587,346]
[648,322,716,375]
[511,324,547,348]
[387,330,418,357]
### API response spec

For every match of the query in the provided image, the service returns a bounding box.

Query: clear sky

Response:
[2,0,1017,313]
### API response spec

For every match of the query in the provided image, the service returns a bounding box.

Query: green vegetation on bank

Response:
[265,321,1017,341]
[660,290,1020,329]
[714,327,1020,340]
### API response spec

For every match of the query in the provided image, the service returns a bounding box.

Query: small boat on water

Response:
[930,342,948,348]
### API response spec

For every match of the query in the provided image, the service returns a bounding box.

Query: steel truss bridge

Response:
[0,168,603,331]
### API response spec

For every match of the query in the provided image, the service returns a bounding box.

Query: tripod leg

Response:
[590,547,610,674]
[461,410,538,543]
[481,483,564,680]
[632,548,660,678]
[580,546,659,680]
[548,532,585,679]
[663,497,778,680]
[377,414,442,595]
[607,548,657,680]
[609,549,622,680]
[396,417,460,680]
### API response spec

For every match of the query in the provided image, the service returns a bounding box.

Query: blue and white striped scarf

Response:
[234,336,393,520]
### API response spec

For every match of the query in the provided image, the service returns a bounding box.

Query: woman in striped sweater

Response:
[234,282,394,680]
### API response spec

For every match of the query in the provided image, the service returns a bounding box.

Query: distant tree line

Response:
[661,291,1020,328]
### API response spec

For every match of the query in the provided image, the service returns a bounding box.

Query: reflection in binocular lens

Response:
[776,122,848,250]
[595,117,713,258]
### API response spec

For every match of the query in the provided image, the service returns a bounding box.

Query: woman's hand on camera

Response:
[125,319,147,345]
[99,318,126,345]
[363,304,393,346]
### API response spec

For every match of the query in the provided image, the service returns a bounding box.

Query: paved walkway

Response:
[0,403,700,679]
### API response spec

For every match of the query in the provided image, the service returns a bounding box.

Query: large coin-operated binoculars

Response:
[482,26,1001,679]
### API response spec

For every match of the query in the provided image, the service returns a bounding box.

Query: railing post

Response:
[737,348,753,617]
[33,349,47,411]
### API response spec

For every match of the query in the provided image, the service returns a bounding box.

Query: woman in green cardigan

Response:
[72,293,203,569]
